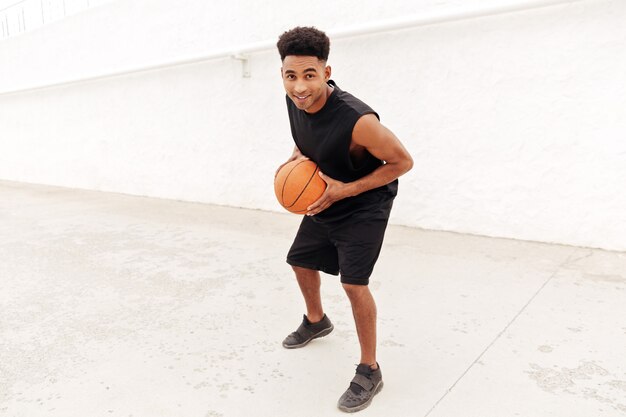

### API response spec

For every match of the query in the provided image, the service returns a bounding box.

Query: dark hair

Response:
[277,26,330,62]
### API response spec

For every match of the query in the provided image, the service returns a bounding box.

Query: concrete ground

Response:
[1,180,625,417]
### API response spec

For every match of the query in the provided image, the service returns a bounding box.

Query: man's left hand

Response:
[306,172,352,216]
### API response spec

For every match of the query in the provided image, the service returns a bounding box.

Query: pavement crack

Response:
[559,249,594,269]
[423,248,581,417]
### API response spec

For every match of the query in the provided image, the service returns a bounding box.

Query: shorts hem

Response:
[286,258,340,276]
[340,276,370,286]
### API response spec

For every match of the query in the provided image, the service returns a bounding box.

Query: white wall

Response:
[0,0,113,40]
[1,0,625,251]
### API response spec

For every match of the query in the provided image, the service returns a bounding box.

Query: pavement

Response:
[1,180,625,417]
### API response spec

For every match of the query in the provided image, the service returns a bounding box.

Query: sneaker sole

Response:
[337,380,384,413]
[282,324,334,349]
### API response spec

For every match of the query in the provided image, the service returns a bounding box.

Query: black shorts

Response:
[286,211,391,286]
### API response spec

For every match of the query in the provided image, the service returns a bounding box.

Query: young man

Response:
[276,26,413,413]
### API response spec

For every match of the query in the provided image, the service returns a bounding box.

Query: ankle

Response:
[306,313,324,323]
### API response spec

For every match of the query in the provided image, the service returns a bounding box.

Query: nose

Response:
[294,81,307,94]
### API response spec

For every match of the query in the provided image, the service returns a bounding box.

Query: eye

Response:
[306,74,315,79]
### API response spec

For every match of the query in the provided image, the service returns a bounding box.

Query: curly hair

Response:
[276,26,330,62]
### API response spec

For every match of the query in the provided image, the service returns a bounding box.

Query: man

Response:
[276,26,413,413]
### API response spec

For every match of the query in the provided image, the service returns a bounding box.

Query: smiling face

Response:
[281,55,332,114]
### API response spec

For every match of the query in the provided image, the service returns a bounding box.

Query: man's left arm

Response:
[306,114,414,216]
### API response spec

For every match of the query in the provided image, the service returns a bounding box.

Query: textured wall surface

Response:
[1,0,625,250]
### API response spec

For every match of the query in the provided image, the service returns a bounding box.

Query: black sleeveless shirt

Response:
[286,80,398,222]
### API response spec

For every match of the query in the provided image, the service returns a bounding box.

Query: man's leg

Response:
[337,283,383,413]
[293,265,324,323]
[282,266,334,349]
[342,283,377,367]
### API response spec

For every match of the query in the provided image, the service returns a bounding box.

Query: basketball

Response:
[275,159,327,214]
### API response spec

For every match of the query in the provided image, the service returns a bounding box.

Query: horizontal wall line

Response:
[0,0,583,96]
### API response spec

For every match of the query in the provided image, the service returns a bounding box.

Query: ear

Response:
[325,65,332,81]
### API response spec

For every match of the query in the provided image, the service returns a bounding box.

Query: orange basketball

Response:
[275,159,327,214]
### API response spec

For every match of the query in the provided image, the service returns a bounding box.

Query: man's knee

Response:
[342,282,369,296]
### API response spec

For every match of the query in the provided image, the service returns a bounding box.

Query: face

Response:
[281,55,332,114]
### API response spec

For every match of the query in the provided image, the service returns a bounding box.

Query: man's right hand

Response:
[275,146,308,178]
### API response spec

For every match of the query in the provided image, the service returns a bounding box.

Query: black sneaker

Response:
[282,314,334,349]
[337,363,383,413]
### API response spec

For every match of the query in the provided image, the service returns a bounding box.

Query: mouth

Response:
[294,94,310,102]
